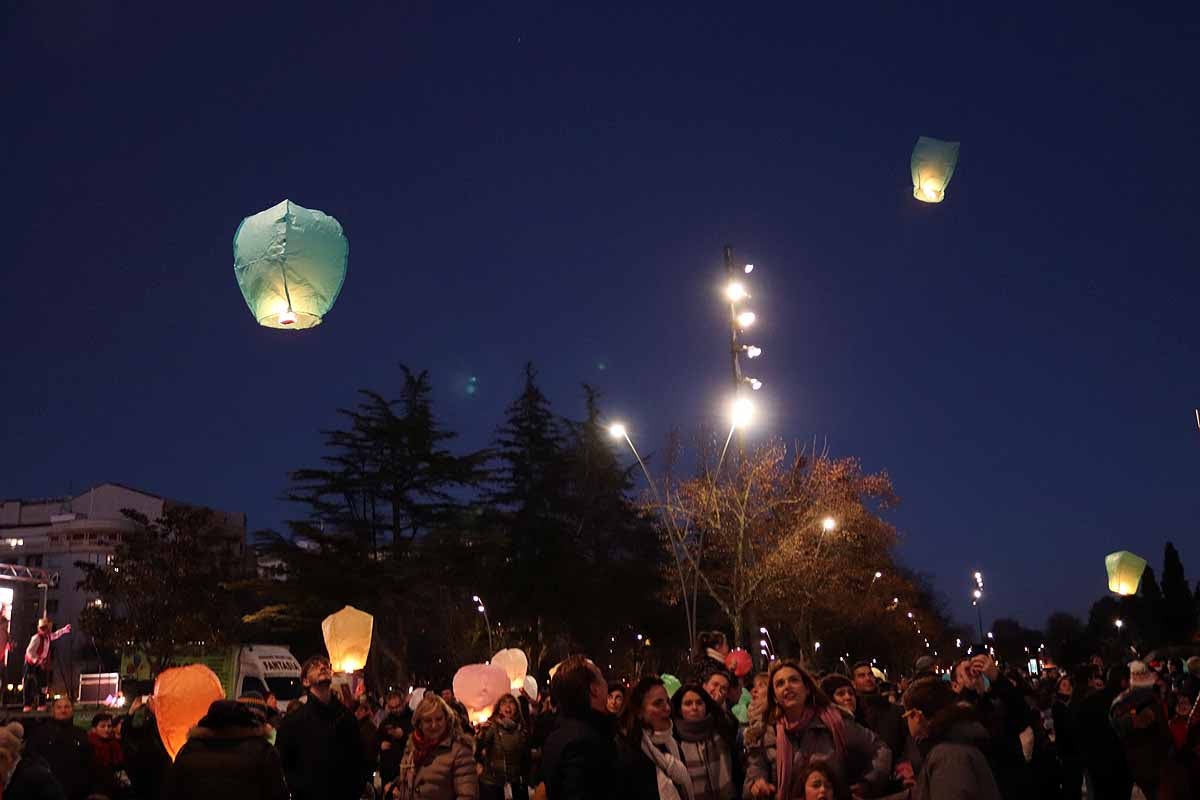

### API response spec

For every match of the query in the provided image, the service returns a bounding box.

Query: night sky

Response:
[4,2,1199,631]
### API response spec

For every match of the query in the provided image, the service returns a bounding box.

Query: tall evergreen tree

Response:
[1160,542,1195,643]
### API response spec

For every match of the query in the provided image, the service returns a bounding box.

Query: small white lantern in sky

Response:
[911,136,961,204]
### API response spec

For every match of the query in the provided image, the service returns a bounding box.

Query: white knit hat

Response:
[1128,660,1156,689]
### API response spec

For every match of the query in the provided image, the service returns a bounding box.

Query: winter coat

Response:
[614,736,680,800]
[121,708,170,800]
[161,720,289,800]
[541,707,618,800]
[275,692,368,800]
[476,719,529,786]
[743,710,892,795]
[5,754,67,800]
[1075,686,1132,800]
[379,710,414,785]
[857,693,908,764]
[390,735,478,800]
[958,676,1034,797]
[881,718,1002,800]
[24,719,93,800]
[1109,686,1172,793]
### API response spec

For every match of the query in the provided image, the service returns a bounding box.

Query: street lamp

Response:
[608,422,657,495]
[1114,618,1124,630]
[821,516,838,533]
[971,571,985,644]
[471,594,494,653]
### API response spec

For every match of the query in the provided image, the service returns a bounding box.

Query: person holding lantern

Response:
[476,693,530,800]
[23,617,70,711]
[275,655,367,800]
[387,693,477,800]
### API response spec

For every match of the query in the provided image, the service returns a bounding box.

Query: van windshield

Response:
[266,676,303,701]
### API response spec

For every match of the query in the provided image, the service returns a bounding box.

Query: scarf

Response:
[675,718,734,800]
[641,727,695,800]
[773,706,847,800]
[408,729,445,770]
[88,731,124,769]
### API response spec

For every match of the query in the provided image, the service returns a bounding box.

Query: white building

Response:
[0,482,247,697]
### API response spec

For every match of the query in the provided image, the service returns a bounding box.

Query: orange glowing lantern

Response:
[321,605,374,673]
[152,664,225,760]
[453,663,509,726]
[491,648,529,691]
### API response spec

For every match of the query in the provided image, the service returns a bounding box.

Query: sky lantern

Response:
[233,199,348,329]
[152,664,224,760]
[724,647,753,678]
[660,673,681,698]
[321,605,373,673]
[911,136,960,203]
[453,663,510,725]
[1106,550,1148,596]
[523,675,538,701]
[491,648,529,691]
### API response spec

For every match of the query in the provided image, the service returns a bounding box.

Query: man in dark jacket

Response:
[541,655,617,800]
[275,655,367,800]
[1077,664,1133,800]
[162,700,289,800]
[24,697,93,800]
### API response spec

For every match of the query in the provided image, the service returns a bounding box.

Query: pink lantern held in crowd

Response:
[453,663,509,725]
[491,648,529,691]
[725,647,753,678]
[152,664,224,760]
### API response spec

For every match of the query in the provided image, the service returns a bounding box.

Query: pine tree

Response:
[1161,542,1196,643]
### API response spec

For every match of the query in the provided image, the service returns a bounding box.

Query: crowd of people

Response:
[0,630,1197,800]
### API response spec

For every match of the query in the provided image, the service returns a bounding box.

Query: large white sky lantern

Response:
[1105,550,1148,596]
[491,648,529,691]
[453,663,510,725]
[911,136,960,204]
[233,199,348,329]
[321,605,373,673]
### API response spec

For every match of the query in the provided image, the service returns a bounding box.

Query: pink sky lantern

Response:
[453,663,509,725]
[152,664,224,760]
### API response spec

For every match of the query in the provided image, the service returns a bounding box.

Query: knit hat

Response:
[913,656,935,674]
[1128,661,1156,690]
[236,691,270,722]
[819,673,853,697]
[200,700,263,730]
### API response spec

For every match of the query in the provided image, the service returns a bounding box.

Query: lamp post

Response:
[722,245,763,464]
[971,571,985,644]
[472,594,494,653]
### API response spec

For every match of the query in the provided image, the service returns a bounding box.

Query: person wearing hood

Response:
[884,676,1001,800]
[670,683,736,800]
[386,693,477,800]
[743,659,891,798]
[24,697,92,800]
[476,693,530,800]
[161,699,288,800]
[1109,660,1172,800]
[275,655,368,800]
[615,676,694,800]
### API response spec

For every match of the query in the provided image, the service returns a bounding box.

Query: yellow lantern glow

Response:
[910,136,960,204]
[1105,551,1147,596]
[321,605,374,673]
[152,664,224,761]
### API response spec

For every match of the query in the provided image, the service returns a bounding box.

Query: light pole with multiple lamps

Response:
[971,571,985,644]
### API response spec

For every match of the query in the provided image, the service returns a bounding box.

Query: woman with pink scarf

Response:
[744,659,891,799]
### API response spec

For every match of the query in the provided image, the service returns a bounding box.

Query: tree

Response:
[1044,612,1092,669]
[77,507,243,677]
[1160,542,1196,643]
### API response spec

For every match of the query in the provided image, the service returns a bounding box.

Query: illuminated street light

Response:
[608,423,627,440]
[730,398,754,428]
[744,264,754,274]
[747,378,763,391]
[1114,618,1124,630]
[725,282,748,302]
[821,516,837,533]
[745,346,762,359]
[814,641,821,651]
[737,311,757,328]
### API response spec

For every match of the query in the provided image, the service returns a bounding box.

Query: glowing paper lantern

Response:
[523,674,538,701]
[738,688,752,707]
[660,673,681,698]
[408,688,427,712]
[321,605,374,673]
[233,199,349,329]
[491,648,529,691]
[725,648,753,678]
[910,136,960,204]
[152,664,224,760]
[453,664,509,725]
[1106,551,1148,596]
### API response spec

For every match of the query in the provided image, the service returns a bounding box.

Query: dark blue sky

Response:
[3,2,1198,630]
